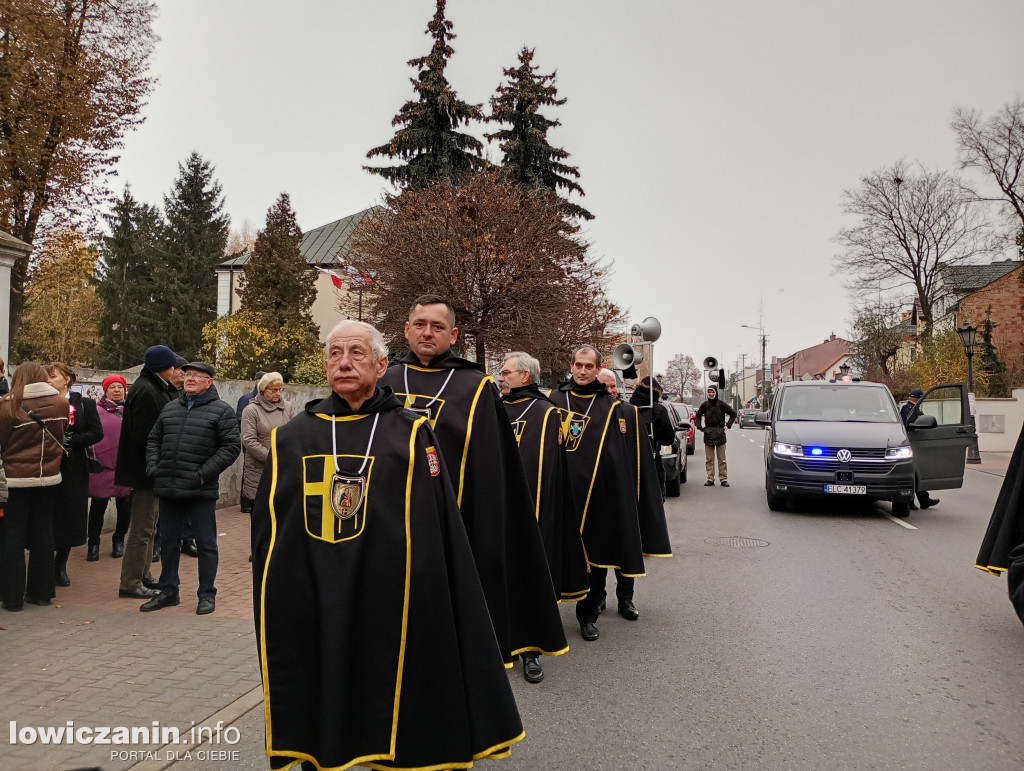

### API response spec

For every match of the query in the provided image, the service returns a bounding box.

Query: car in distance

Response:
[661,402,691,497]
[672,402,696,454]
[738,407,761,428]
[756,380,974,517]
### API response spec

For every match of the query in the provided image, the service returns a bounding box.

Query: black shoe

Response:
[580,622,599,642]
[119,586,160,599]
[87,545,100,562]
[920,496,940,509]
[180,540,199,558]
[596,598,606,614]
[618,600,640,621]
[142,577,160,589]
[196,596,215,615]
[55,565,70,587]
[248,553,253,562]
[111,540,124,558]
[522,655,544,683]
[704,480,715,486]
[2,602,24,612]
[152,546,161,564]
[720,480,730,487]
[909,501,919,510]
[140,591,179,612]
[24,596,51,606]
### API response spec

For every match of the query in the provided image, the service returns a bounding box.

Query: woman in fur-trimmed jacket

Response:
[0,362,69,610]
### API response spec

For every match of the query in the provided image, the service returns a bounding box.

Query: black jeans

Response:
[156,498,218,598]
[575,567,634,625]
[1,486,57,605]
[87,496,131,547]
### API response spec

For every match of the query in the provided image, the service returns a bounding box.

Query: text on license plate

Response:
[824,484,867,494]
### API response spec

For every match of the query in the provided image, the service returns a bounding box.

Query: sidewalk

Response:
[1,505,263,770]
[967,450,1012,479]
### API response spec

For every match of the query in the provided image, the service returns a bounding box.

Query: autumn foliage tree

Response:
[15,227,102,365]
[343,170,621,374]
[0,0,157,343]
[661,354,702,399]
[906,329,989,397]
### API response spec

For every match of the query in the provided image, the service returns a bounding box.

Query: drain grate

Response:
[704,536,770,548]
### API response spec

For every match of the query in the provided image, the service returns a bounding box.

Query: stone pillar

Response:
[0,230,32,367]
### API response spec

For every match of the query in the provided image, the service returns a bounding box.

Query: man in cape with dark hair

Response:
[498,350,590,683]
[975,421,1024,625]
[252,320,524,771]
[380,295,568,669]
[556,347,646,643]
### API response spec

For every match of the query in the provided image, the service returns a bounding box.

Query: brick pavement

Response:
[0,505,263,770]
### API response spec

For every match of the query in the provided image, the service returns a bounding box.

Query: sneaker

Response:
[704,480,715,486]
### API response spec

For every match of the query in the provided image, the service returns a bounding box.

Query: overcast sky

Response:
[112,0,1024,374]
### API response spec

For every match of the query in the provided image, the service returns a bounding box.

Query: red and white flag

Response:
[315,266,343,289]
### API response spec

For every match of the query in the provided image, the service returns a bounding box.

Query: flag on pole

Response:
[315,266,343,289]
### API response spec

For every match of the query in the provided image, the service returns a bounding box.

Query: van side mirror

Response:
[909,414,938,430]
[674,422,691,432]
[754,411,770,426]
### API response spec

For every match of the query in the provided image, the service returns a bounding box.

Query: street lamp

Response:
[839,362,851,379]
[956,321,982,465]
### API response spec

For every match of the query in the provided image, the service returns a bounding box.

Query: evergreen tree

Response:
[978,306,1008,397]
[239,193,317,331]
[162,152,230,358]
[364,0,484,186]
[95,186,167,368]
[485,47,593,220]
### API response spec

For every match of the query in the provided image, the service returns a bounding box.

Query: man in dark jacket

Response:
[116,345,181,599]
[695,384,736,487]
[900,388,939,510]
[141,361,240,615]
[628,376,676,499]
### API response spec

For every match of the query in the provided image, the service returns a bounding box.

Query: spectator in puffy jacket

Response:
[0,362,69,610]
[141,361,240,616]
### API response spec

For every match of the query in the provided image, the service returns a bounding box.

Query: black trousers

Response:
[87,496,131,546]
[575,567,635,625]
[1,486,57,606]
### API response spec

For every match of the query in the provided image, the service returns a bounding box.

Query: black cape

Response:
[381,351,568,664]
[620,401,673,558]
[503,384,590,602]
[252,387,524,770]
[975,422,1024,576]
[55,392,103,549]
[1008,544,1024,626]
[554,379,646,576]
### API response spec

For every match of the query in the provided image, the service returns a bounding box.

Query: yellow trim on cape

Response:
[259,427,280,754]
[312,413,370,422]
[975,563,1007,575]
[644,552,673,558]
[511,644,570,658]
[533,405,558,521]
[579,402,616,531]
[456,376,491,506]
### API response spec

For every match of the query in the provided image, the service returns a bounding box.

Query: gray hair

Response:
[324,320,389,360]
[503,351,540,385]
[572,345,603,367]
[257,371,284,393]
[598,368,616,380]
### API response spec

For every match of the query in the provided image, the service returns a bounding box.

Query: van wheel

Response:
[666,474,681,498]
[891,502,910,518]
[680,462,687,485]
[766,487,787,511]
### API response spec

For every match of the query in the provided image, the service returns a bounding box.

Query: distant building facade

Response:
[778,334,855,382]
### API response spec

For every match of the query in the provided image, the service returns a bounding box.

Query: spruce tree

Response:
[96,187,168,369]
[485,47,593,220]
[978,307,1008,396]
[162,152,230,358]
[364,0,484,186]
[239,193,317,331]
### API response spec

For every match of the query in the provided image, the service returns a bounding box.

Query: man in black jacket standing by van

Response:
[140,362,239,615]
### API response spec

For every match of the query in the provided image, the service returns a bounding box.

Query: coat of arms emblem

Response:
[426,446,440,477]
[331,474,365,520]
[564,414,589,452]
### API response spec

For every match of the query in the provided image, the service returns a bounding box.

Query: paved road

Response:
[3,430,1021,770]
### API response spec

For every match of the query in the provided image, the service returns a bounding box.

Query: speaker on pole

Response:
[630,317,662,342]
[613,343,643,370]
[703,356,718,371]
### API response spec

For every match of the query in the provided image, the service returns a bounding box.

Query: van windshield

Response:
[778,386,898,423]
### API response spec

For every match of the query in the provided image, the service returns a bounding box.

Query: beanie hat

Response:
[145,345,177,372]
[910,388,924,398]
[101,374,127,393]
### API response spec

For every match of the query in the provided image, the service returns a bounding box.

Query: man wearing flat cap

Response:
[141,361,240,615]
[901,388,940,511]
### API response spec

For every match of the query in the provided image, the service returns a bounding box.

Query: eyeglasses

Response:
[183,373,212,380]
[497,369,523,378]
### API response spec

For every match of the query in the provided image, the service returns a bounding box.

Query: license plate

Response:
[824,484,867,494]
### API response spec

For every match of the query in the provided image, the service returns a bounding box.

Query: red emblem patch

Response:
[426,446,440,477]
[619,418,627,434]
[558,427,563,445]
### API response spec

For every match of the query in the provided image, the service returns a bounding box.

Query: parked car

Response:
[738,407,761,428]
[671,402,696,454]
[661,402,691,497]
[757,380,974,516]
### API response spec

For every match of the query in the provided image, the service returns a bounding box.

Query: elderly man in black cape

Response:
[252,320,523,771]
[557,347,646,642]
[380,295,568,669]
[976,421,1024,626]
[498,350,590,683]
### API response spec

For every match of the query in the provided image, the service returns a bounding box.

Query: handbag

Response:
[86,447,103,474]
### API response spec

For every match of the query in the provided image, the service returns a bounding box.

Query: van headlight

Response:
[773,442,803,457]
[885,446,913,459]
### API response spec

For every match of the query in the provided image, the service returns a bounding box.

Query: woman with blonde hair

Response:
[46,362,103,587]
[0,363,69,609]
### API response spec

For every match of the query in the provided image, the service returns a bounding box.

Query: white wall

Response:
[973,388,1024,452]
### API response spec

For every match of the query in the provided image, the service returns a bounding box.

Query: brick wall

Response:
[957,265,1024,368]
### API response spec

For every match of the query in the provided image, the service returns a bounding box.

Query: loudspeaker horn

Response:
[630,317,662,343]
[703,356,718,371]
[613,343,644,370]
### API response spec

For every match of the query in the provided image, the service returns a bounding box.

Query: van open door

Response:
[905,383,974,490]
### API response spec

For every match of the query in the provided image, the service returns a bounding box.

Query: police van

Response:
[755,379,975,517]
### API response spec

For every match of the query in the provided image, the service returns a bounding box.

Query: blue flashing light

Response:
[809,448,824,456]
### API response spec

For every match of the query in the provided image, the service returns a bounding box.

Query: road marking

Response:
[882,512,918,530]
